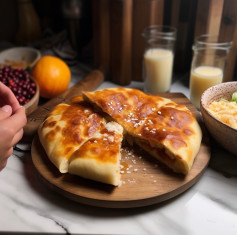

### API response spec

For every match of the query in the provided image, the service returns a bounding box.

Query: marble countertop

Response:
[0,71,237,235]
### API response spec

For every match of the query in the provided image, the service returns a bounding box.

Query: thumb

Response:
[0,105,12,120]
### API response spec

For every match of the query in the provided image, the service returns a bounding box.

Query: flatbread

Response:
[83,88,202,174]
[38,98,106,173]
[38,97,124,186]
[68,121,123,186]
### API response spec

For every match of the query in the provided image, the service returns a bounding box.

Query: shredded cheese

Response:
[207,100,237,129]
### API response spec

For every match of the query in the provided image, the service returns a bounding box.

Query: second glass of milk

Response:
[142,25,177,93]
[190,34,232,109]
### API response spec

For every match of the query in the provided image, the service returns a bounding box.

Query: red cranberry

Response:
[0,66,37,105]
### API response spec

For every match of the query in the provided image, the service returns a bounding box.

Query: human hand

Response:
[0,81,20,114]
[0,106,27,170]
[0,82,27,171]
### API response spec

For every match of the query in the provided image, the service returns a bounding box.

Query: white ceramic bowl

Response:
[200,81,237,155]
[0,47,41,70]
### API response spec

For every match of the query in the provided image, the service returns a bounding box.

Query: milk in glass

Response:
[144,48,174,93]
[142,25,177,93]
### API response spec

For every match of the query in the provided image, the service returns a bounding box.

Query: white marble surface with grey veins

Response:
[1,73,237,235]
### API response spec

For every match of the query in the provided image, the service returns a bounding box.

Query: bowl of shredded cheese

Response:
[200,81,237,155]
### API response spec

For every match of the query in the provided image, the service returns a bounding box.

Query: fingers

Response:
[0,106,26,146]
[0,102,26,171]
[0,105,12,121]
[0,82,20,113]
[8,106,27,132]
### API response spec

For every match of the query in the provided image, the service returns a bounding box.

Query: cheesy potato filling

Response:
[208,100,237,129]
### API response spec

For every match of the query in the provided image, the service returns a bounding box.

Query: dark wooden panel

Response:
[131,0,164,82]
[110,0,133,85]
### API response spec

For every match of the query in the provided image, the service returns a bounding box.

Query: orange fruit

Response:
[31,55,71,98]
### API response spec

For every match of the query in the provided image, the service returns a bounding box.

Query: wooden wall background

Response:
[93,0,237,85]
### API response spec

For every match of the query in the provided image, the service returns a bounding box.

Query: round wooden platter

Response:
[31,93,211,208]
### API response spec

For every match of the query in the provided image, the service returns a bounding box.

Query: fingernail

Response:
[1,105,11,112]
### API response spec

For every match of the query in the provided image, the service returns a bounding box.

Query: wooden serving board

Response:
[31,93,211,208]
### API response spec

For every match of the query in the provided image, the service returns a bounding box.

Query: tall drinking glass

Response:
[142,25,177,93]
[189,34,232,109]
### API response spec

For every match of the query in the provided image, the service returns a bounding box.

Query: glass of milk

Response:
[142,25,177,93]
[190,34,232,109]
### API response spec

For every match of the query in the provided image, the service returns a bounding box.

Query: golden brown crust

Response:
[38,98,106,173]
[38,97,124,186]
[83,88,202,174]
[38,88,202,187]
[68,122,123,186]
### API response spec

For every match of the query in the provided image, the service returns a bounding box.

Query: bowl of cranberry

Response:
[0,66,39,115]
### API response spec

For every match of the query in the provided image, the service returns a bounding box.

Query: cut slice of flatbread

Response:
[83,88,202,174]
[38,97,106,173]
[68,121,123,186]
